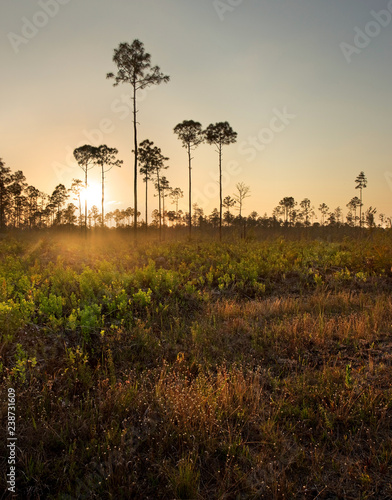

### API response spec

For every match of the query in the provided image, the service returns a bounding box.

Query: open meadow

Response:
[3,0,392,498]
[1,230,392,499]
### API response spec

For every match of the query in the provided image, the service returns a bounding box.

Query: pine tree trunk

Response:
[157,172,162,241]
[85,169,88,233]
[0,187,3,230]
[163,190,165,227]
[101,166,105,228]
[219,144,222,241]
[133,84,138,237]
[145,173,148,228]
[188,144,192,238]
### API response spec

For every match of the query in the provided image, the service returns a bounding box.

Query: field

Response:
[1,230,392,499]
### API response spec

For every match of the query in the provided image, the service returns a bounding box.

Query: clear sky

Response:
[1,0,392,220]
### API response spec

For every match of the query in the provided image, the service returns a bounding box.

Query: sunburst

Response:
[81,182,102,208]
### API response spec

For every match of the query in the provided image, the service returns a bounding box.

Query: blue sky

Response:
[1,0,392,220]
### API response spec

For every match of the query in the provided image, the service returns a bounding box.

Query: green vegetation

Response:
[1,231,392,498]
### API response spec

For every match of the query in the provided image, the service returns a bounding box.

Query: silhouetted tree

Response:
[234,182,250,219]
[248,211,260,227]
[70,179,84,226]
[204,122,237,240]
[151,209,160,227]
[346,196,361,227]
[272,206,284,224]
[73,145,98,228]
[0,159,13,230]
[26,185,40,228]
[223,196,236,226]
[290,209,300,226]
[223,210,234,226]
[166,210,176,226]
[334,206,343,225]
[94,145,122,227]
[113,208,123,228]
[138,139,157,227]
[355,171,367,228]
[318,203,329,226]
[159,176,171,228]
[63,203,78,226]
[50,184,68,225]
[173,120,204,237]
[208,208,220,228]
[299,198,312,226]
[192,204,205,228]
[365,206,377,228]
[223,195,236,213]
[169,187,184,222]
[38,192,48,227]
[346,210,354,226]
[89,205,100,227]
[279,197,296,224]
[327,212,336,226]
[9,171,27,228]
[107,39,170,233]
[43,199,56,227]
[105,211,114,227]
[122,207,133,226]
[151,147,169,239]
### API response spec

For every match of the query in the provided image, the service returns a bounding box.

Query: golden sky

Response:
[1,0,392,220]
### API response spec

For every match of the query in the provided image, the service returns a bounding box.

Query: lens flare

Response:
[81,182,101,208]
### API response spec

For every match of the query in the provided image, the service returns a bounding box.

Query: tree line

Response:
[0,155,387,232]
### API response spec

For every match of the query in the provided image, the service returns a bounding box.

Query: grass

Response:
[1,230,392,499]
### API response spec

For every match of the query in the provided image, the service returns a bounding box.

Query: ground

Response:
[1,229,391,499]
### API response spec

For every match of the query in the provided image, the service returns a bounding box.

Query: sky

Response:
[1,0,392,221]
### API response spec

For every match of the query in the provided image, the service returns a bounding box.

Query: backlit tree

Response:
[355,171,367,228]
[173,120,204,237]
[94,145,122,227]
[204,121,237,240]
[107,40,169,233]
[73,145,98,229]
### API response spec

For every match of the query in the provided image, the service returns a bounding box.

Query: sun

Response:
[81,182,102,208]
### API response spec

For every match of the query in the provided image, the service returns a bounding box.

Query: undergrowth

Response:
[1,232,391,499]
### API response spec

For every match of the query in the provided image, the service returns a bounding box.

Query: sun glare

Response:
[81,182,102,208]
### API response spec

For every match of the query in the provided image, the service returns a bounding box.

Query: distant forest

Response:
[0,157,386,233]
